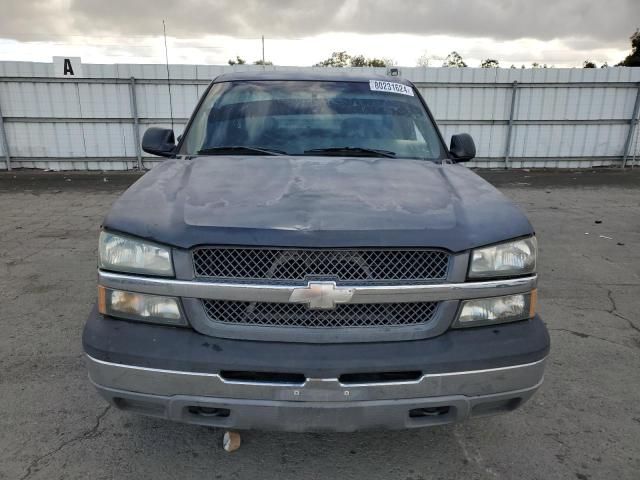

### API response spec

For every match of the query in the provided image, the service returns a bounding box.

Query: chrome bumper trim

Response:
[98,271,537,304]
[86,354,547,402]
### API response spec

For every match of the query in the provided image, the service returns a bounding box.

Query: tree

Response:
[254,59,273,65]
[480,59,499,68]
[601,62,609,68]
[350,54,366,67]
[315,51,351,67]
[416,52,431,67]
[228,56,246,66]
[350,55,387,67]
[443,51,467,67]
[315,52,389,68]
[583,60,597,68]
[367,58,387,67]
[617,29,640,66]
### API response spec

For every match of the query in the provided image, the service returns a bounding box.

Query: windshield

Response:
[180,80,446,160]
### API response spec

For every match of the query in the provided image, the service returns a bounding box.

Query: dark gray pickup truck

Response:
[83,71,549,432]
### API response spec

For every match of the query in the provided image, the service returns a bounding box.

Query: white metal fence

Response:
[0,61,639,170]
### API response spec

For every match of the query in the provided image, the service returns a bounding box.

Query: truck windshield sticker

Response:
[369,80,414,96]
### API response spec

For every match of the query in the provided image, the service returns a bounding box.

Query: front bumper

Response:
[93,380,542,432]
[83,307,549,431]
[88,355,544,432]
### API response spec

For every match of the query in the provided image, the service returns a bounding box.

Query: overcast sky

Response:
[0,0,637,67]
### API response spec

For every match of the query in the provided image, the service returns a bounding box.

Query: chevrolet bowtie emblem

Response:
[289,281,355,310]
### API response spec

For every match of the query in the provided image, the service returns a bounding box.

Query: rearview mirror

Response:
[142,127,176,157]
[449,133,476,162]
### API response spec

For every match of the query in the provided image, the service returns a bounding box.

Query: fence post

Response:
[504,81,518,169]
[129,76,143,170]
[0,99,10,171]
[622,83,640,168]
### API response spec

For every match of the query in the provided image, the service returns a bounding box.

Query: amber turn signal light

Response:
[529,289,538,318]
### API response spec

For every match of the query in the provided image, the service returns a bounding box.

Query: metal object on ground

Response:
[223,431,241,452]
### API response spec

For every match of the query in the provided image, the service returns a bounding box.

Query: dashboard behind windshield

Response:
[180,80,446,160]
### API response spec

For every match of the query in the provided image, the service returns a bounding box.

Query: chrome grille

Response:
[192,247,449,284]
[202,300,438,328]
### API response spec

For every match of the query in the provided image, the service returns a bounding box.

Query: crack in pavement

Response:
[545,286,640,347]
[541,281,640,287]
[545,286,640,350]
[544,300,610,313]
[549,328,638,351]
[18,405,111,480]
[453,426,500,479]
[603,287,640,334]
[544,432,571,449]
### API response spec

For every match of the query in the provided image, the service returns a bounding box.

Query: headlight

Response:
[98,286,186,326]
[454,291,536,328]
[469,237,537,278]
[99,231,173,276]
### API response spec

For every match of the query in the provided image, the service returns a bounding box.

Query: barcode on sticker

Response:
[369,80,414,96]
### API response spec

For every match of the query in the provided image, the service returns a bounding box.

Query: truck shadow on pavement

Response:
[106,412,519,479]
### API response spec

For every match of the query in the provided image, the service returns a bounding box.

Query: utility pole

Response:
[261,35,265,64]
[162,20,174,132]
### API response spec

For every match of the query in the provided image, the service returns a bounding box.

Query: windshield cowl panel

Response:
[180,80,446,161]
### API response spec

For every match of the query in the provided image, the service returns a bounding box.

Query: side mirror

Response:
[449,133,476,162]
[142,127,176,157]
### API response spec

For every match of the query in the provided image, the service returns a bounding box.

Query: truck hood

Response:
[103,156,533,252]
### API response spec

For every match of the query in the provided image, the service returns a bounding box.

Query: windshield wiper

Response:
[197,146,288,156]
[303,147,396,158]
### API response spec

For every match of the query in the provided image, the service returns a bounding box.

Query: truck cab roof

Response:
[212,69,413,85]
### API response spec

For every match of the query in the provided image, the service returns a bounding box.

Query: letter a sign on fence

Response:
[53,57,83,78]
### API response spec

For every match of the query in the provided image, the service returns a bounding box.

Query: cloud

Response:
[0,0,71,40]
[0,0,637,47]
